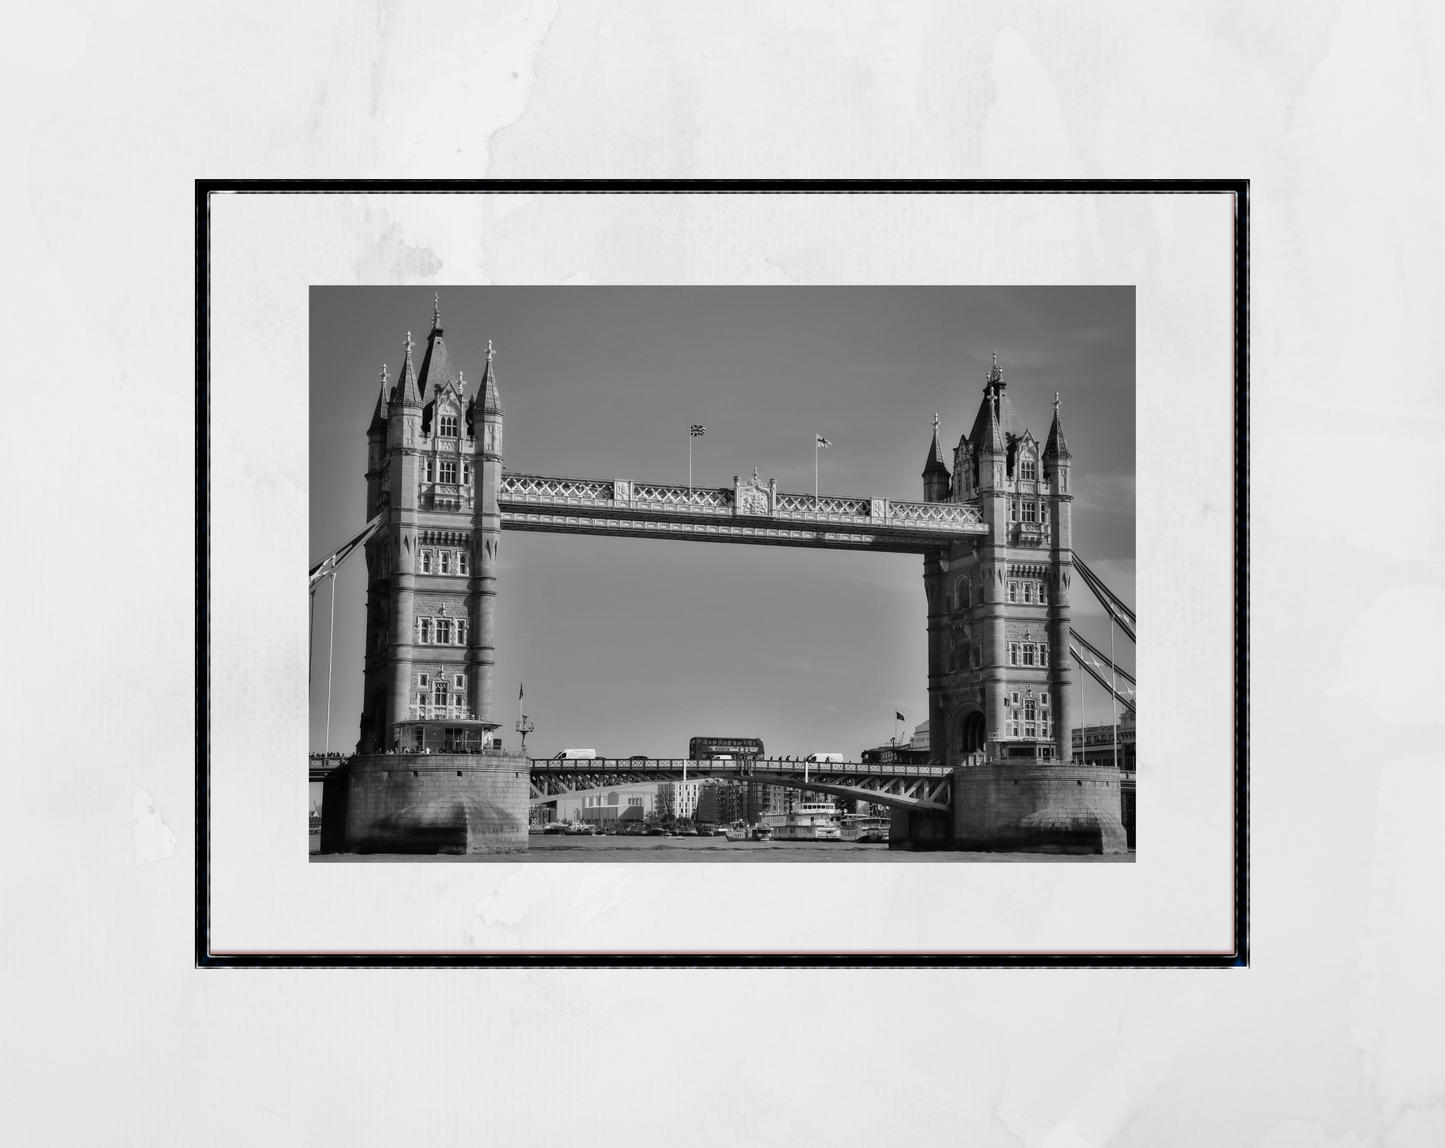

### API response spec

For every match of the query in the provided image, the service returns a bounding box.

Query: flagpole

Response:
[814,437,818,501]
[689,431,692,491]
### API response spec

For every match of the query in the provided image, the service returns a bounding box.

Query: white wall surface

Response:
[1,2,1441,1146]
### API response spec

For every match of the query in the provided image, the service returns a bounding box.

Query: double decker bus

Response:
[689,736,765,761]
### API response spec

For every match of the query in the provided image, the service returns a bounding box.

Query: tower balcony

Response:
[421,483,474,513]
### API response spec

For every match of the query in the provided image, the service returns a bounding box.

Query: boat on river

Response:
[766,801,841,841]
[839,813,890,843]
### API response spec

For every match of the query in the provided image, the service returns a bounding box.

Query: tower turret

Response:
[1043,391,1074,762]
[472,339,504,725]
[922,413,950,502]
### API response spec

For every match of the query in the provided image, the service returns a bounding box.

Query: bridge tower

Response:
[357,297,503,752]
[922,352,1075,768]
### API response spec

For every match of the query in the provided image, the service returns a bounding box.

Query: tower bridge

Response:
[318,299,1134,856]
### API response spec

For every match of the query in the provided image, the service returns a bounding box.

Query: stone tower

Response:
[357,297,503,753]
[920,351,1075,768]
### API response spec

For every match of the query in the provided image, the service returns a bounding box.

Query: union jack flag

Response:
[690,425,706,436]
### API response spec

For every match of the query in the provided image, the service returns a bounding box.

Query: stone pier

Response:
[320,752,529,855]
[890,761,1129,854]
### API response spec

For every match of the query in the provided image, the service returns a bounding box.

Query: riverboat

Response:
[766,801,842,841]
[839,814,891,844]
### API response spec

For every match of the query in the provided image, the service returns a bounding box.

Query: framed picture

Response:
[200,180,1245,964]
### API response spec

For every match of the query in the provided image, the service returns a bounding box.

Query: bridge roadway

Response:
[528,757,953,813]
[499,473,988,553]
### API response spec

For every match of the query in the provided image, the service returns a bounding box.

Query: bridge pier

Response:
[320,753,530,855]
[889,762,1129,854]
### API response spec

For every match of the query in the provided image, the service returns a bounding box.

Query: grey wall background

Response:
[4,2,1442,1147]
[310,286,1135,756]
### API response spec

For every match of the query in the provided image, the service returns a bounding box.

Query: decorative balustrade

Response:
[628,483,732,509]
[888,500,984,526]
[773,492,872,517]
[500,475,615,503]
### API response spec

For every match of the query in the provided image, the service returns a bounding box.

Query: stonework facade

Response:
[357,302,505,752]
[921,353,1076,768]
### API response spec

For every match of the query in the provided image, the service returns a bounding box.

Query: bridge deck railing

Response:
[527,757,951,778]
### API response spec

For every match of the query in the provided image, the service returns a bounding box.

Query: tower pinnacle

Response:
[432,293,440,332]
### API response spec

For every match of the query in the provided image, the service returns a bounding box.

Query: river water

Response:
[311,834,1133,862]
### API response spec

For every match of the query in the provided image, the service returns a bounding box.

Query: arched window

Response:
[439,412,458,437]
[419,618,432,644]
[1021,455,1036,481]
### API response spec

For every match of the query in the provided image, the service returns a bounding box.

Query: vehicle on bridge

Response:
[554,748,597,760]
[689,737,764,760]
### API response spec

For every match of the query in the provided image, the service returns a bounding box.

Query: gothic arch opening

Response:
[949,707,987,766]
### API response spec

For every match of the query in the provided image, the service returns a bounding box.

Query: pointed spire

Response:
[431,292,441,333]
[368,363,390,432]
[987,348,1003,389]
[480,338,502,413]
[979,383,1004,455]
[397,331,421,407]
[1043,391,1071,460]
[923,412,949,474]
[415,312,456,402]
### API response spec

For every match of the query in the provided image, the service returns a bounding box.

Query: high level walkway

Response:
[499,472,988,553]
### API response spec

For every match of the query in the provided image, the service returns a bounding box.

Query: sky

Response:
[310,286,1134,757]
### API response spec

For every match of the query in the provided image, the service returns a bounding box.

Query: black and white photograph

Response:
[308,286,1136,861]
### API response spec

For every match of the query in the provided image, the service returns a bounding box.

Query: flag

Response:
[816,435,831,447]
[519,682,524,700]
[895,711,905,723]
[690,424,706,436]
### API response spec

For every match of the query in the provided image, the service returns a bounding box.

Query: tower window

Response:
[459,550,469,575]
[1039,643,1048,665]
[456,620,467,645]
[440,551,451,575]
[433,680,448,708]
[440,413,458,437]
[1008,643,1019,666]
[1008,582,1018,603]
[424,458,434,483]
[421,551,433,574]
[1022,644,1034,666]
[1023,583,1033,604]
[1023,501,1037,523]
[1010,501,1018,521]
[418,673,429,688]
[435,619,452,645]
[439,460,457,484]
[454,674,465,690]
[1021,457,1036,481]
[462,462,471,486]
[419,618,432,644]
